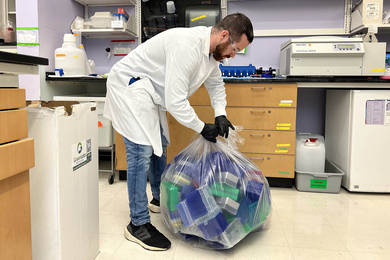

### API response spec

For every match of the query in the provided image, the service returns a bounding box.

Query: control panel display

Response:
[333,43,361,51]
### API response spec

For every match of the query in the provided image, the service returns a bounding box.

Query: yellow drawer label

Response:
[277,123,291,126]
[276,127,290,130]
[275,150,289,153]
[279,103,292,106]
[277,144,291,147]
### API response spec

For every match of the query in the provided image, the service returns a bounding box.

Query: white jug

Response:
[296,138,326,173]
[55,34,85,76]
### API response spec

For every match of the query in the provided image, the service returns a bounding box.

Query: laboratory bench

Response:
[0,51,48,260]
[45,74,390,187]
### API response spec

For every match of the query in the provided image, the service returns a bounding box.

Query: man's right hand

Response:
[200,124,219,143]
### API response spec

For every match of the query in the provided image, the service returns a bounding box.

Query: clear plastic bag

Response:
[161,126,272,249]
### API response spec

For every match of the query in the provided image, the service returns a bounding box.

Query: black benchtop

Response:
[223,76,390,84]
[0,51,49,66]
[45,72,390,84]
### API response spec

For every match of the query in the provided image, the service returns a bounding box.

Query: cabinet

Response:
[0,51,48,260]
[166,83,297,180]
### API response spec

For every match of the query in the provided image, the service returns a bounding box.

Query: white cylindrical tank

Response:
[55,34,85,76]
[296,138,326,173]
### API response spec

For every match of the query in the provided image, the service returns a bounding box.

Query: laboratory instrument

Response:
[280,36,386,76]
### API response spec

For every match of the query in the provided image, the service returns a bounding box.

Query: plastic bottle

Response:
[89,60,96,74]
[79,44,92,75]
[295,138,326,173]
[55,34,85,76]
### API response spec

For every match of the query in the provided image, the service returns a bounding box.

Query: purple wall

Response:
[38,0,84,71]
[227,0,346,67]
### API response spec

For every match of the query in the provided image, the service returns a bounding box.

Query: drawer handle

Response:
[250,157,264,160]
[251,87,266,90]
[250,134,265,137]
[251,110,265,113]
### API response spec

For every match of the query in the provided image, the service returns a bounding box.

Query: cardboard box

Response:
[0,138,35,181]
[27,102,99,260]
[0,109,28,144]
[0,88,26,110]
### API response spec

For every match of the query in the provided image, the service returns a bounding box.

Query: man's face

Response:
[213,40,232,61]
[213,33,250,62]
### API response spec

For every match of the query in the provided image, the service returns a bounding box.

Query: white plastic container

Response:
[55,34,85,76]
[296,137,326,173]
[91,12,114,29]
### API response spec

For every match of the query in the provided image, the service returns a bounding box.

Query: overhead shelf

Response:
[74,0,136,6]
[72,28,137,38]
[350,24,390,35]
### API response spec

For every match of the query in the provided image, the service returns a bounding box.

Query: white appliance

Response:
[279,36,386,76]
[325,90,390,192]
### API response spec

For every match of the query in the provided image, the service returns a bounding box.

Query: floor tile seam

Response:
[325,218,352,253]
[317,205,382,226]
[287,244,349,252]
[287,243,296,260]
[359,207,386,229]
[315,202,351,252]
[110,238,127,260]
[277,208,295,253]
[288,246,353,253]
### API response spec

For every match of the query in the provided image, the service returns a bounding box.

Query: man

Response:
[104,13,253,251]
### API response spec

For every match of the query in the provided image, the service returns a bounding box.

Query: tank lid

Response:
[63,33,76,43]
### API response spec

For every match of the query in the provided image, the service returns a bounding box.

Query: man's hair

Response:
[213,13,254,43]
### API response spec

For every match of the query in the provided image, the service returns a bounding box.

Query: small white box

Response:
[28,103,99,260]
[91,12,114,29]
[351,0,383,30]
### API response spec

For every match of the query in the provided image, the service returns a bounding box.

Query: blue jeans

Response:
[122,131,167,226]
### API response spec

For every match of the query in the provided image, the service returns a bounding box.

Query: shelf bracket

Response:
[344,0,352,34]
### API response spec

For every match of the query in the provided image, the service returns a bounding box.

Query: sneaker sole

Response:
[124,226,170,251]
[148,203,161,213]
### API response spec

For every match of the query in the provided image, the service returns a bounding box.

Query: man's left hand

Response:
[215,115,235,138]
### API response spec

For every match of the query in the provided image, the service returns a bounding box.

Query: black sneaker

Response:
[148,198,161,213]
[124,222,171,251]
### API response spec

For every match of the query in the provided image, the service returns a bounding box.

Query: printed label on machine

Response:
[365,100,390,125]
[72,138,92,171]
[366,3,379,20]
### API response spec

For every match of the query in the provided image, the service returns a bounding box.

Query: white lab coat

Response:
[104,26,227,157]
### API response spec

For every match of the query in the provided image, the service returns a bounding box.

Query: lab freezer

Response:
[325,90,390,192]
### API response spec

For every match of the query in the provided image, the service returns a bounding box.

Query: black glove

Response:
[215,115,235,138]
[200,123,219,143]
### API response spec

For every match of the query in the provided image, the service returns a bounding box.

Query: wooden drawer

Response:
[189,84,297,107]
[115,131,127,170]
[244,153,295,178]
[0,170,32,260]
[190,106,296,131]
[0,89,26,110]
[239,130,296,155]
[0,109,28,144]
[0,139,35,181]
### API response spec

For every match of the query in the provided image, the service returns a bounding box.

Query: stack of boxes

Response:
[161,148,272,249]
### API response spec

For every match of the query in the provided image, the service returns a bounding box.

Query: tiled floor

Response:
[96,171,390,260]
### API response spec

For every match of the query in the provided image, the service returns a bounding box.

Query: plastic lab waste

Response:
[161,128,272,249]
